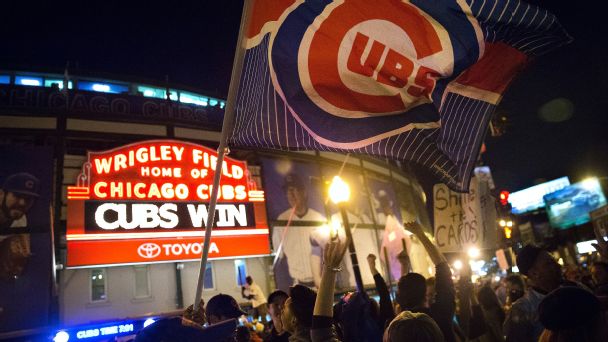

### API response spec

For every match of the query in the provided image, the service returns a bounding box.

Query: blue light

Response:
[79,81,128,94]
[54,331,70,342]
[143,318,156,328]
[15,76,43,86]
[0,75,9,84]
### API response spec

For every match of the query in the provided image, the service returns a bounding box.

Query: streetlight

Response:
[329,175,364,292]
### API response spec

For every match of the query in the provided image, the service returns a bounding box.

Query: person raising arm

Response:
[402,221,457,342]
[311,236,350,342]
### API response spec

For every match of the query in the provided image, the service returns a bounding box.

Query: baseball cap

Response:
[1,172,40,198]
[205,294,246,319]
[282,173,305,190]
[516,244,542,276]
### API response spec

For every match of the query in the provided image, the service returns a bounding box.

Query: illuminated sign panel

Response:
[508,177,570,214]
[544,178,607,230]
[66,140,269,267]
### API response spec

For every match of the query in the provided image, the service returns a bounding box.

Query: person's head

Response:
[516,245,562,292]
[563,265,580,282]
[377,190,393,216]
[246,276,253,285]
[505,274,525,303]
[267,290,288,332]
[538,286,607,342]
[339,291,383,342]
[0,173,39,224]
[205,294,246,325]
[591,261,608,285]
[397,273,427,310]
[383,311,444,342]
[281,285,316,334]
[283,174,308,213]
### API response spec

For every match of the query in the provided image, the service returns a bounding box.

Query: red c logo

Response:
[303,0,448,115]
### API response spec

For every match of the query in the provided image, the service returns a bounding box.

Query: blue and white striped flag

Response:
[228,0,570,191]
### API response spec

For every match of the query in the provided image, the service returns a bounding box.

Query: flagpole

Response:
[192,0,256,312]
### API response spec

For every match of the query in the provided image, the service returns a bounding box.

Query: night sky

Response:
[2,0,606,192]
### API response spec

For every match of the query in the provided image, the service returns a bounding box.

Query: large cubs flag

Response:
[228,0,570,191]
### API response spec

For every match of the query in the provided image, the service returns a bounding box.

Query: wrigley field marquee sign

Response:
[66,140,270,267]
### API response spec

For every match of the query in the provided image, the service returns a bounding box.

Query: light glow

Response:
[20,78,41,86]
[581,177,600,191]
[329,176,350,204]
[453,260,463,270]
[467,247,480,259]
[92,84,111,92]
[54,331,70,342]
[143,318,156,328]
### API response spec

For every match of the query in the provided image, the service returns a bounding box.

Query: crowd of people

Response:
[134,222,608,341]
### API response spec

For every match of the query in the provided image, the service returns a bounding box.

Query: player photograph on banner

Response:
[260,158,327,291]
[323,166,379,288]
[0,146,53,333]
[367,176,409,282]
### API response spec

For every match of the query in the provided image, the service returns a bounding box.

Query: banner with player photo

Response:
[0,146,53,333]
[260,158,328,291]
[323,166,380,289]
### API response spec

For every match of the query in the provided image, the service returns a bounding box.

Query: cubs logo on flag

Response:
[228,0,570,191]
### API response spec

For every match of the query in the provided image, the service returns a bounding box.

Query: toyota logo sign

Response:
[137,243,161,259]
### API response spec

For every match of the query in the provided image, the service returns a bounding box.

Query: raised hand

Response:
[403,220,424,237]
[367,254,379,276]
[323,236,350,272]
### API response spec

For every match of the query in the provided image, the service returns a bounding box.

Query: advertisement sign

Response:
[0,146,53,333]
[508,177,570,215]
[433,176,497,253]
[66,140,270,267]
[544,178,607,230]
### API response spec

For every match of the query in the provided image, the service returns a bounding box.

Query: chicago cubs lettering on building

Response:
[66,140,270,268]
[230,0,570,192]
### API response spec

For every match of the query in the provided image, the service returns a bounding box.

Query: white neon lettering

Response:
[172,146,184,161]
[161,242,219,256]
[175,184,188,199]
[94,158,112,174]
[134,183,146,198]
[136,147,148,163]
[135,203,160,228]
[187,204,209,227]
[159,203,178,228]
[114,154,127,171]
[232,165,244,179]
[235,185,247,200]
[94,182,108,198]
[196,184,209,200]
[95,203,121,229]
[160,183,174,199]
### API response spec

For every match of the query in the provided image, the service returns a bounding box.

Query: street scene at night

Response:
[1,0,607,341]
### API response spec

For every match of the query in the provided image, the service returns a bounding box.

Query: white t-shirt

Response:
[244,282,267,308]
[274,207,326,285]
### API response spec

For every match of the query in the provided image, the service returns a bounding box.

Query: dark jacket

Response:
[405,262,456,342]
